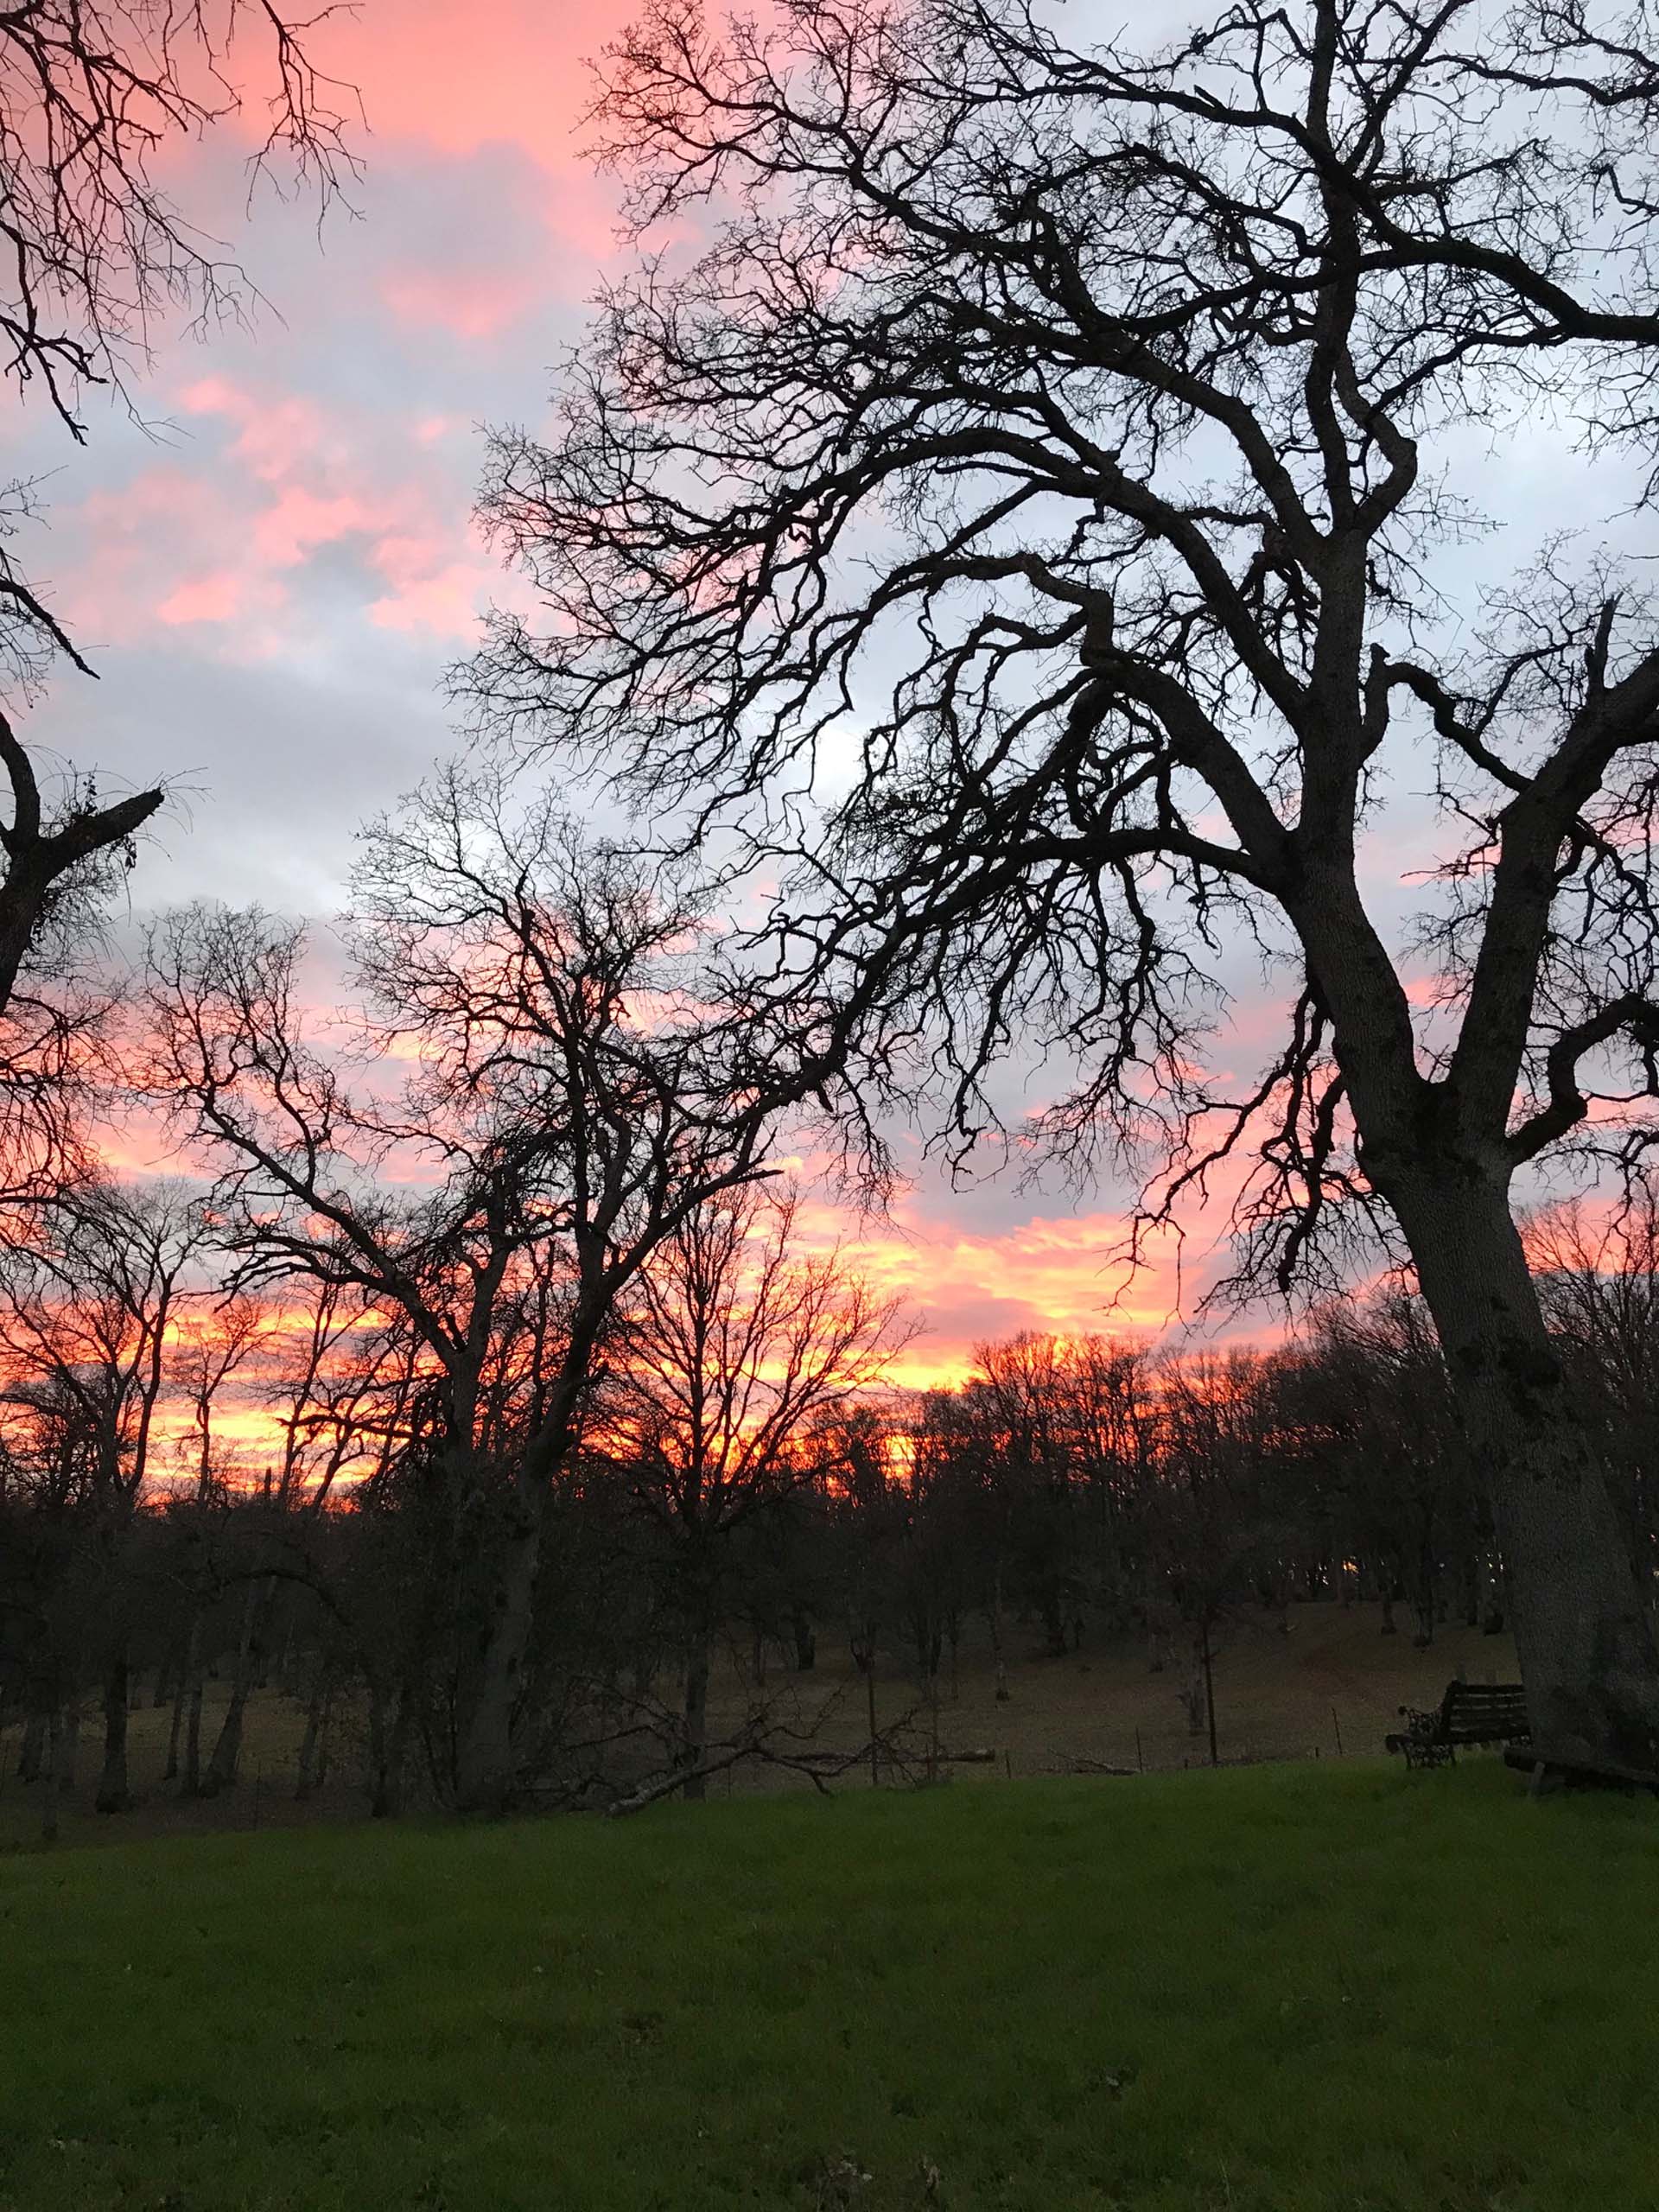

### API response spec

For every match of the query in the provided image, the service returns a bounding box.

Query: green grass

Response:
[1,1761,1656,2211]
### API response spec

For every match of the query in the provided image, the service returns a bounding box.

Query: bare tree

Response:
[606,1185,910,1796]
[0,0,358,1164]
[0,1177,210,1810]
[0,711,165,1200]
[1531,1198,1659,1593]
[142,767,791,1809]
[467,0,1659,1770]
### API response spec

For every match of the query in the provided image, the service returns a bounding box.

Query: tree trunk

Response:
[181,1623,206,1796]
[296,1655,331,1802]
[162,1626,191,1782]
[791,1607,816,1671]
[204,1580,268,1796]
[16,1706,44,1783]
[454,1495,543,1815]
[57,1699,80,1808]
[40,1709,59,1846]
[1396,1173,1659,1770]
[95,1647,132,1814]
[866,1642,880,1789]
[365,1673,389,1816]
[383,1670,414,1817]
[989,1571,1010,1702]
[1039,1587,1068,1660]
[682,1622,712,1803]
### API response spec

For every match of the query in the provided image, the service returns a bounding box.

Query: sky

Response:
[3,0,1636,1390]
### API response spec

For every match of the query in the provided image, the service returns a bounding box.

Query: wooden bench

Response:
[1385,1681,1530,1770]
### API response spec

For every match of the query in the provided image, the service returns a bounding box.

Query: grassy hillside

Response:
[1,1760,1654,2210]
[0,1599,1524,1847]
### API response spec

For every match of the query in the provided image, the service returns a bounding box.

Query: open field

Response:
[0,1600,1521,1847]
[1,1760,1656,2210]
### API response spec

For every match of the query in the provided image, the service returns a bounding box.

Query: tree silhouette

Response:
[0,0,357,1155]
[465,0,1659,1770]
[143,769,790,1810]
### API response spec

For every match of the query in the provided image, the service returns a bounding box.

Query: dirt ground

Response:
[698,1599,1522,1795]
[0,1599,1521,1848]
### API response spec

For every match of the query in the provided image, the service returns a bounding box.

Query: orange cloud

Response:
[765,1192,1186,1389]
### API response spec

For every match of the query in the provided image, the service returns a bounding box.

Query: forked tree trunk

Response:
[1398,1174,1659,1770]
[204,1581,268,1796]
[296,1655,332,1802]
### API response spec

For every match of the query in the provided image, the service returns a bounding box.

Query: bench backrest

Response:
[1439,1681,1529,1739]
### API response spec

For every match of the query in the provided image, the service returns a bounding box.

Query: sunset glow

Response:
[0,0,1233,1357]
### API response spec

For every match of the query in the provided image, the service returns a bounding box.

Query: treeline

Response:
[3,1177,1654,1824]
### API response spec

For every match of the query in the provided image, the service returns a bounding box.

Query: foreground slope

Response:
[0,1762,1654,2210]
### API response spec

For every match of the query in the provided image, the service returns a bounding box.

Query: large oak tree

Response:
[466,0,1659,1770]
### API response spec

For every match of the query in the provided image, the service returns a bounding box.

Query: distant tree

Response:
[970,1333,1106,1662]
[1153,1352,1294,1762]
[605,1185,909,1796]
[1293,1296,1485,1646]
[143,768,790,1811]
[1530,1198,1659,1596]
[0,1178,210,1810]
[472,0,1659,1771]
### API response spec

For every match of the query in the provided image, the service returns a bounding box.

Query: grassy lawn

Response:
[0,1761,1655,2211]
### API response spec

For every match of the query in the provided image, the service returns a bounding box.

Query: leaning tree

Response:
[464,0,1659,1770]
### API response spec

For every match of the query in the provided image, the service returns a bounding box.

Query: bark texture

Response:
[1397,1174,1659,1766]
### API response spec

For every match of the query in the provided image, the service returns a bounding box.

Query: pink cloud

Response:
[370,563,488,637]
[158,574,251,626]
[381,265,544,340]
[61,365,503,655]
[369,531,495,638]
[179,378,338,482]
[310,0,616,166]
[251,487,376,568]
